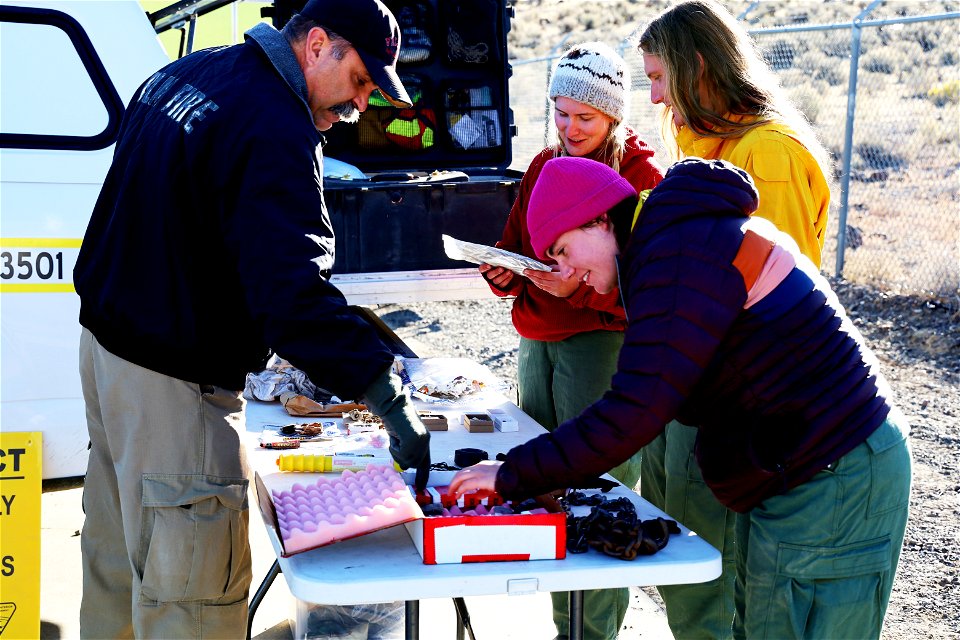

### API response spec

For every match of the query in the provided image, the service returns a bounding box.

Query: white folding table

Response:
[244,394,721,640]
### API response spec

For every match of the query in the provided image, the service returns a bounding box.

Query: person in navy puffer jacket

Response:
[450,156,912,640]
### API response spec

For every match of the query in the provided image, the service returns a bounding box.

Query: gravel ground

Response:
[374,277,960,639]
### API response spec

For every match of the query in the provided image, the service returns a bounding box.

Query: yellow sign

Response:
[0,432,41,639]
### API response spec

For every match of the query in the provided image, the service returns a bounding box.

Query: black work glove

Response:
[413,447,431,493]
[361,365,431,491]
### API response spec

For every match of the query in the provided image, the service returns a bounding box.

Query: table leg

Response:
[453,597,477,640]
[568,590,585,640]
[454,599,466,640]
[247,559,281,640]
[405,600,420,640]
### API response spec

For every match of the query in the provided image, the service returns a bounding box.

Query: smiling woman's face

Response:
[547,219,620,294]
[553,96,614,157]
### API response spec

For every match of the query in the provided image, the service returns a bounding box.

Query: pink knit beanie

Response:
[528,157,637,260]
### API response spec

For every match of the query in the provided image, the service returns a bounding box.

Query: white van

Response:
[1,0,514,479]
[1,1,171,479]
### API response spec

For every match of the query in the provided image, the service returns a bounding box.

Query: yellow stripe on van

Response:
[0,238,83,248]
[0,283,76,293]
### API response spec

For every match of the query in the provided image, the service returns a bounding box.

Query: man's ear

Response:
[695,51,706,78]
[304,26,329,64]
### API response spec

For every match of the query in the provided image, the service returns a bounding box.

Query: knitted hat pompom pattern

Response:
[527,157,637,260]
[549,42,630,122]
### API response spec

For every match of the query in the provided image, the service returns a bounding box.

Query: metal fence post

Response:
[835,0,881,277]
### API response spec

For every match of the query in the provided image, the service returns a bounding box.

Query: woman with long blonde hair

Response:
[636,2,833,638]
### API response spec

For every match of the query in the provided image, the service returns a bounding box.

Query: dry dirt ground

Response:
[375,278,960,639]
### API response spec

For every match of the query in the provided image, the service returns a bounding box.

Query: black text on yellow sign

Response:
[0,433,42,639]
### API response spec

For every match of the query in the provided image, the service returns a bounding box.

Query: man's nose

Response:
[355,89,373,113]
[557,263,576,279]
[650,86,663,104]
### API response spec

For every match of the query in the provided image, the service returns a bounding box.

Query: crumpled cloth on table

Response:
[243,356,336,403]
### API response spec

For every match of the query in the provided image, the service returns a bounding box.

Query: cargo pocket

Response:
[770,537,891,636]
[139,474,248,603]
[865,418,911,517]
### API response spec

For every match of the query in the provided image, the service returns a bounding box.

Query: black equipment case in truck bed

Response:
[274,0,522,303]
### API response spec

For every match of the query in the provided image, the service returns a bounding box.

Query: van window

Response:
[0,6,123,150]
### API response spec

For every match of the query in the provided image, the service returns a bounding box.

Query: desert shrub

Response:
[862,48,898,74]
[794,46,826,74]
[787,85,821,124]
[889,40,930,75]
[818,57,849,86]
[854,139,908,171]
[763,40,796,70]
[821,32,850,58]
[927,80,960,107]
[793,46,849,87]
[941,49,958,66]
[910,115,960,148]
[903,23,940,52]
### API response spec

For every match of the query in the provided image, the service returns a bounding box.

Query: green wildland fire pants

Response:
[641,421,737,639]
[733,414,911,639]
[518,331,643,640]
[641,414,911,640]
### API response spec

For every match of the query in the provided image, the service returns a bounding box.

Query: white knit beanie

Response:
[549,42,629,122]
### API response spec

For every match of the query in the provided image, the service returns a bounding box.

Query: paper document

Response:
[442,234,551,275]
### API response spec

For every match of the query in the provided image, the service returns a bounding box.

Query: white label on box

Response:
[432,524,558,563]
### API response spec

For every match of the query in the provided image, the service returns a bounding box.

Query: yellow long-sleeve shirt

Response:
[676,119,830,268]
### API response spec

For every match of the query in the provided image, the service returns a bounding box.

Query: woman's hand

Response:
[448,460,503,499]
[524,266,579,298]
[479,263,515,289]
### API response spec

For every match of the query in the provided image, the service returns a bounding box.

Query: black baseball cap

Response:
[299,0,412,108]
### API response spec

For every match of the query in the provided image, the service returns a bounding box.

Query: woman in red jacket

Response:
[479,41,663,640]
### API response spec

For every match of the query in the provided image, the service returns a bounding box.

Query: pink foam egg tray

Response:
[257,466,422,556]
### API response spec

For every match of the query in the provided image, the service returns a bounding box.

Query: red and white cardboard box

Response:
[404,506,566,564]
[402,476,566,565]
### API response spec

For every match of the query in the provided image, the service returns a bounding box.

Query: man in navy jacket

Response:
[74,1,429,637]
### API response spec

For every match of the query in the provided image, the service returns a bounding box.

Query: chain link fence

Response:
[508,8,959,297]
